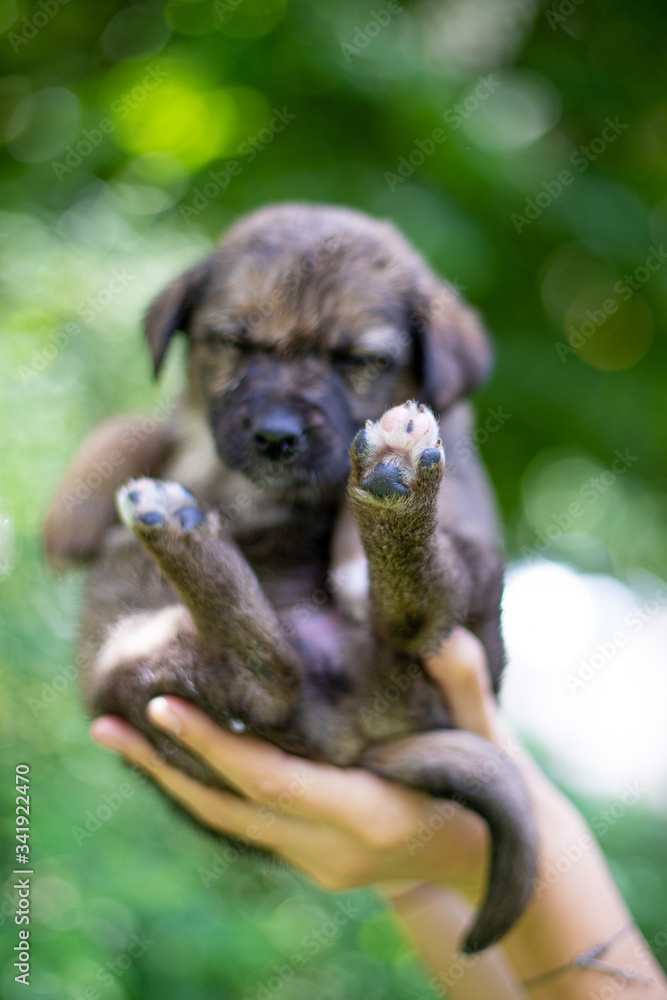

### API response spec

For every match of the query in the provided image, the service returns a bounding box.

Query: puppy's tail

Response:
[361,730,537,953]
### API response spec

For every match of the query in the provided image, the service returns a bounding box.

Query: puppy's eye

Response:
[332,352,393,371]
[202,329,252,353]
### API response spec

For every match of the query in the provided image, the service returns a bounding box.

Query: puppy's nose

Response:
[253,411,304,459]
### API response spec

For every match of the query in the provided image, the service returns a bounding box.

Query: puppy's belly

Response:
[280,607,349,661]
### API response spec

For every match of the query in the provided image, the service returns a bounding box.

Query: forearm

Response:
[385,883,528,1000]
[386,780,667,1000]
[502,779,667,999]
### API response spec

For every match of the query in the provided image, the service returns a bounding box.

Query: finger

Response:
[424,628,502,742]
[146,697,427,839]
[146,697,322,804]
[91,715,167,764]
[90,716,303,848]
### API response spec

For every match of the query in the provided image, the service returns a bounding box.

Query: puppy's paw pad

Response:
[117,478,203,533]
[351,428,370,459]
[352,401,444,497]
[419,447,443,469]
[360,461,409,497]
[175,506,206,530]
[137,510,165,527]
[380,401,435,442]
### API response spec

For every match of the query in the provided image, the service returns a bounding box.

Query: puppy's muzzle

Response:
[252,408,305,462]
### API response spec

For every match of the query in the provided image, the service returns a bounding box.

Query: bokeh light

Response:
[503,560,667,802]
[460,69,562,153]
[100,62,270,169]
[7,86,81,162]
[101,6,172,61]
[564,285,654,370]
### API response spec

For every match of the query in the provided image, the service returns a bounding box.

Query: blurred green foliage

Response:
[1,0,666,996]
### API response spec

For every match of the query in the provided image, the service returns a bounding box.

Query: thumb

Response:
[423,628,503,743]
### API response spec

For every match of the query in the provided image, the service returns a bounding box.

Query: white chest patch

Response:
[331,556,370,624]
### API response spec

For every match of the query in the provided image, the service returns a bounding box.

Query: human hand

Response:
[89,630,667,999]
[90,629,521,899]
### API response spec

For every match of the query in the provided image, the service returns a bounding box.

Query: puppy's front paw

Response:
[116,478,207,536]
[349,401,444,501]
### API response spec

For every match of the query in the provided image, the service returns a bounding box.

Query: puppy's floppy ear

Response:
[144,259,211,377]
[411,276,494,412]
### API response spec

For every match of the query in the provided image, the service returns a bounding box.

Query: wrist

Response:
[377,878,429,901]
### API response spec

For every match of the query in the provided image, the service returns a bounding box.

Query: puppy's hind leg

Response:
[115,477,302,710]
[348,401,465,654]
[85,607,239,785]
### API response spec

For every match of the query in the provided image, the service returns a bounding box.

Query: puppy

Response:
[45,203,536,953]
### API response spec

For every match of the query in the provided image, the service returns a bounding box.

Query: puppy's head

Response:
[145,204,492,494]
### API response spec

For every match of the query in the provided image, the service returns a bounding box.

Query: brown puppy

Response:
[45,203,536,953]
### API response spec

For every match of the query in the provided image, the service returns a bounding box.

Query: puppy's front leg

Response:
[348,402,467,654]
[44,414,177,570]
